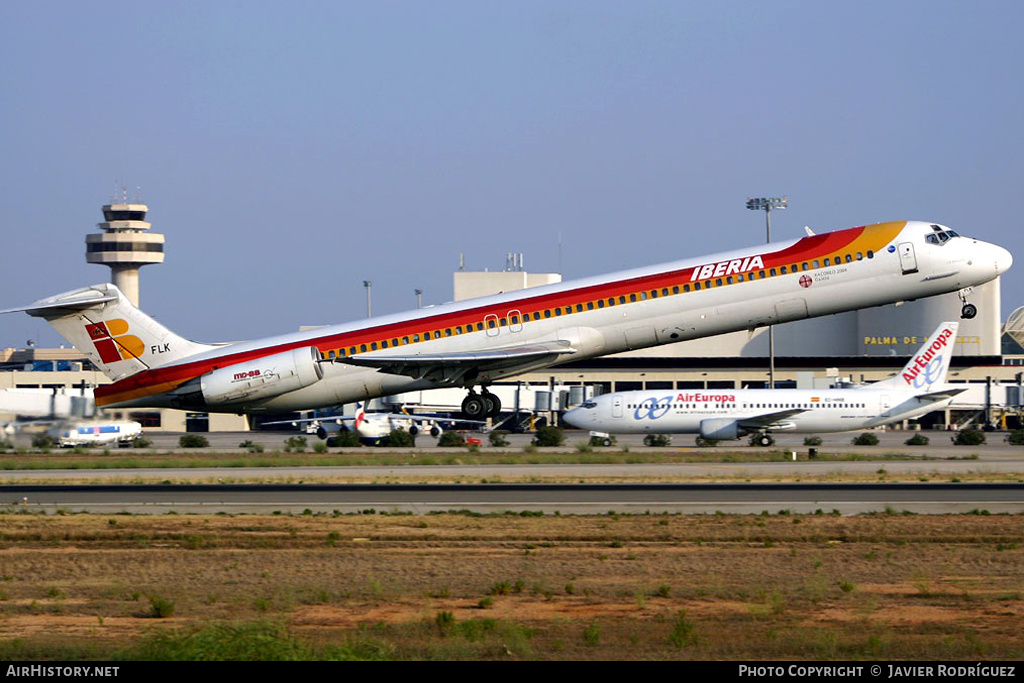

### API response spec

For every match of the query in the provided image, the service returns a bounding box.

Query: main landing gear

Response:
[461,389,501,420]
[958,287,977,320]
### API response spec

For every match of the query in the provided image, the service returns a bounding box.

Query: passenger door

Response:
[898,242,918,274]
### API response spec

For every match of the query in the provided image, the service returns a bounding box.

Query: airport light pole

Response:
[415,289,422,309]
[746,197,788,389]
[363,280,372,318]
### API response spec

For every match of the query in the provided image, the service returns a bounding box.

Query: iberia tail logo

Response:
[85,319,145,364]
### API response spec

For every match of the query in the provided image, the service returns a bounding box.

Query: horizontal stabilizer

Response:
[0,289,119,316]
[1,283,217,382]
[915,387,967,402]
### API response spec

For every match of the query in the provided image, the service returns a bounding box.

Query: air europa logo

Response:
[901,327,955,386]
[85,319,145,364]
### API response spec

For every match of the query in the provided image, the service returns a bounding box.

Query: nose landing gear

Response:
[958,287,977,320]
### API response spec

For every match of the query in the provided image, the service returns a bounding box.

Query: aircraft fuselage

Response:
[79,220,1010,412]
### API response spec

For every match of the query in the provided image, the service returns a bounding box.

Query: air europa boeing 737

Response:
[563,322,964,445]
[2,221,1011,418]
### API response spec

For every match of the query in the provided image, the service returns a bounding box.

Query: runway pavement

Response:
[4,481,1022,516]
[3,428,1024,514]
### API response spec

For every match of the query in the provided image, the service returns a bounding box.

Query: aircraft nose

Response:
[993,244,1013,276]
[563,406,590,429]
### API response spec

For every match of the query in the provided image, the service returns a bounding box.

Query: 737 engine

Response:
[175,347,324,408]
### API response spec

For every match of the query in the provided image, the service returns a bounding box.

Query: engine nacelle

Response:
[699,418,740,441]
[199,347,324,406]
[409,424,443,438]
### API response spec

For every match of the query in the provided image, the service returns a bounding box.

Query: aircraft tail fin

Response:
[2,283,219,381]
[873,322,959,392]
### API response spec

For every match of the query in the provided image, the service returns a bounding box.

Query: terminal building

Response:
[1,205,1021,432]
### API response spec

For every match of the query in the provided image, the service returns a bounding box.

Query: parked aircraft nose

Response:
[562,405,592,429]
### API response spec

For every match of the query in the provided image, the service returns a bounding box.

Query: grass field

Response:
[1,510,1022,660]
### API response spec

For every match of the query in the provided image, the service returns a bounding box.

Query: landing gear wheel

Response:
[461,393,488,420]
[757,434,774,447]
[961,303,977,320]
[481,390,502,419]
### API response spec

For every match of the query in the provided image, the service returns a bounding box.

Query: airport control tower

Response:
[85,196,164,307]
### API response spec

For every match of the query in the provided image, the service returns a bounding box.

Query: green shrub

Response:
[131,436,153,449]
[437,431,466,447]
[803,436,823,446]
[488,430,510,447]
[31,434,55,449]
[127,620,348,660]
[1006,430,1024,445]
[178,434,209,448]
[148,595,176,618]
[379,428,414,448]
[952,429,986,446]
[283,435,307,452]
[532,426,564,447]
[239,440,264,453]
[643,434,672,447]
[435,611,456,636]
[668,610,698,648]
[327,431,362,447]
[583,620,601,646]
[851,432,879,446]
[905,433,930,446]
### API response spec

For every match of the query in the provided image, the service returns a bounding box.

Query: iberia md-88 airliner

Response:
[563,322,964,445]
[2,221,1011,419]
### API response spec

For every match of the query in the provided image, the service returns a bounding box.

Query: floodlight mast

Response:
[746,197,788,389]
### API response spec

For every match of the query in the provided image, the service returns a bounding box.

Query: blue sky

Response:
[2,1,1022,348]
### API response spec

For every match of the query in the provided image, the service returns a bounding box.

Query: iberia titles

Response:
[690,255,764,281]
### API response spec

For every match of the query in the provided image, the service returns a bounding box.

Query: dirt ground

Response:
[1,511,1022,659]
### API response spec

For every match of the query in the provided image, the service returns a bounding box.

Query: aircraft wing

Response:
[915,387,968,402]
[736,408,807,430]
[339,340,577,385]
[263,415,357,427]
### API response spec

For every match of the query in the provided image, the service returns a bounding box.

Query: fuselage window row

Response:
[321,249,871,359]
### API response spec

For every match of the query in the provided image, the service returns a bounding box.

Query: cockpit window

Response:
[926,225,959,245]
[581,401,598,409]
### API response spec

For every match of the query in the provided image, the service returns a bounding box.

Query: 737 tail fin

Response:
[873,322,959,392]
[1,283,219,381]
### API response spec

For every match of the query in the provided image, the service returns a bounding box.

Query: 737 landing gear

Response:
[461,389,501,420]
[958,287,977,320]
